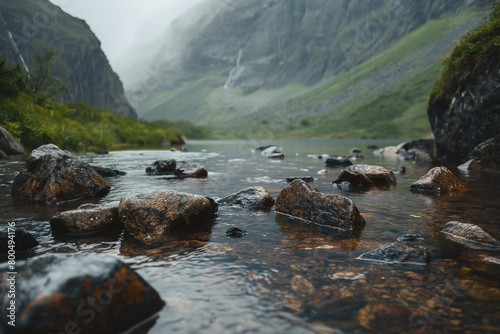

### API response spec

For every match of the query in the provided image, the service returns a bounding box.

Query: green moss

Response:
[433,2,500,100]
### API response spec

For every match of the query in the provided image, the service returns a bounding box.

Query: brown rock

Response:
[442,221,500,250]
[290,275,316,296]
[0,254,165,333]
[357,303,412,333]
[12,144,110,204]
[50,204,121,235]
[146,160,207,178]
[275,179,365,232]
[0,126,24,155]
[333,164,397,189]
[218,186,275,209]
[357,242,430,265]
[119,190,217,245]
[410,166,466,193]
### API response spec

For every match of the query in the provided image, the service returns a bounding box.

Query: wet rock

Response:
[389,166,406,174]
[0,126,24,155]
[94,150,109,155]
[0,229,38,257]
[332,165,397,189]
[146,160,208,178]
[314,297,367,321]
[400,139,435,157]
[373,146,400,159]
[286,176,314,183]
[357,303,412,333]
[442,221,500,250]
[0,150,6,159]
[218,186,275,210]
[350,148,362,154]
[268,153,285,159]
[325,157,352,167]
[290,275,316,296]
[50,204,121,235]
[275,179,365,233]
[0,254,165,333]
[410,166,466,193]
[357,241,430,265]
[11,144,110,204]
[91,165,126,177]
[259,145,280,156]
[225,227,247,238]
[119,190,217,245]
[458,159,482,173]
[397,233,424,242]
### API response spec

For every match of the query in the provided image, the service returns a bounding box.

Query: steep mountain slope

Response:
[127,0,492,138]
[0,0,136,118]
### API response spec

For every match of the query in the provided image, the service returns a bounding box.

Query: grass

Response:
[0,92,183,152]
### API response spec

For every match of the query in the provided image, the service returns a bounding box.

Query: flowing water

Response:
[1,139,500,333]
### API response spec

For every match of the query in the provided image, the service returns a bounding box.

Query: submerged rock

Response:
[442,221,500,250]
[0,254,165,333]
[333,165,397,189]
[357,241,430,265]
[146,160,208,178]
[0,126,24,155]
[50,204,121,235]
[91,165,126,177]
[218,186,275,210]
[275,179,365,233]
[225,227,247,238]
[357,303,412,333]
[325,157,352,167]
[0,229,38,257]
[119,190,217,245]
[12,144,110,204]
[410,166,466,193]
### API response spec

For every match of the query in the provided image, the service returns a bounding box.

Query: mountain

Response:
[0,0,136,118]
[124,0,492,139]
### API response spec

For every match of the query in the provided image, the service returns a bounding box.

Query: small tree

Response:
[0,59,25,98]
[26,48,70,105]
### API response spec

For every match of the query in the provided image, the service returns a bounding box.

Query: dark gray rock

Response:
[218,186,275,210]
[0,229,38,257]
[325,158,353,167]
[91,165,126,177]
[0,254,164,333]
[12,144,110,204]
[146,160,208,178]
[442,221,500,250]
[226,227,247,238]
[286,176,314,183]
[0,126,24,155]
[333,165,397,189]
[357,241,430,265]
[50,204,121,235]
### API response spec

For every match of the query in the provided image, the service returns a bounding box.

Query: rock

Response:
[286,176,314,183]
[397,234,424,242]
[218,186,275,209]
[259,145,280,156]
[325,158,352,167]
[268,153,285,159]
[400,139,434,157]
[357,303,412,333]
[442,221,500,250]
[389,166,406,174]
[0,229,38,256]
[314,297,367,321]
[119,190,218,245]
[410,166,466,193]
[0,254,165,333]
[349,148,362,154]
[0,126,24,155]
[0,150,6,159]
[91,165,126,177]
[367,145,378,150]
[225,227,247,238]
[332,165,397,189]
[50,204,121,235]
[145,160,208,178]
[458,159,481,173]
[275,179,365,233]
[476,135,500,172]
[408,148,433,164]
[94,150,109,155]
[373,146,400,159]
[11,144,110,204]
[290,275,316,296]
[357,241,430,265]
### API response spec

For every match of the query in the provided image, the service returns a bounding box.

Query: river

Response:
[1,139,499,333]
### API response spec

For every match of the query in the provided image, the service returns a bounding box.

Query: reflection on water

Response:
[1,139,500,333]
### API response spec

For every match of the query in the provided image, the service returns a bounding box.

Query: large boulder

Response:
[0,126,24,155]
[333,165,397,189]
[275,179,365,233]
[218,186,275,210]
[50,204,121,235]
[0,254,165,333]
[119,190,218,245]
[442,221,500,250]
[410,166,466,193]
[357,241,430,265]
[12,144,110,204]
[146,160,208,178]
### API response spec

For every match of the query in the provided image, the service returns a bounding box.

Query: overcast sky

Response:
[48,0,205,66]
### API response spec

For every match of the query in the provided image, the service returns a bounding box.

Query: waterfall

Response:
[1,11,29,72]
[224,48,243,89]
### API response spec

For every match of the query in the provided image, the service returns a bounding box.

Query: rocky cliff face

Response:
[0,0,136,118]
[428,60,500,164]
